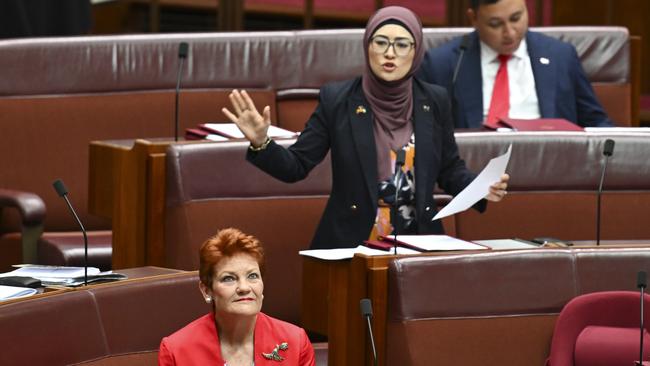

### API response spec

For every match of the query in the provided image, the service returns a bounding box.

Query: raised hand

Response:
[222,89,271,147]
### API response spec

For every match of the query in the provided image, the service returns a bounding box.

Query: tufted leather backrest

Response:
[386,247,650,365]
[164,139,331,324]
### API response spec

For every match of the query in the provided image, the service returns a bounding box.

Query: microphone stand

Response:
[53,180,88,286]
[450,34,469,127]
[638,271,647,366]
[174,42,189,142]
[392,150,406,255]
[360,299,378,366]
[596,139,615,246]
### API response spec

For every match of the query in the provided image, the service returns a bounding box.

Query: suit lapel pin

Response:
[539,57,550,65]
[423,105,430,112]
[356,105,367,114]
[262,342,289,361]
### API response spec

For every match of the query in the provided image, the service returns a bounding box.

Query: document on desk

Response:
[433,144,512,221]
[299,245,419,260]
[0,265,126,287]
[0,285,37,301]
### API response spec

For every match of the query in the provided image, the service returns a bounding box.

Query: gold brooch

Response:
[262,342,289,361]
[356,105,367,114]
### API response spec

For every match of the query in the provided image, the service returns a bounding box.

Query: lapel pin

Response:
[423,105,430,112]
[540,57,550,65]
[262,342,289,361]
[356,105,367,114]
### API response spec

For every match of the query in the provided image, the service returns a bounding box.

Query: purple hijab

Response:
[362,6,424,180]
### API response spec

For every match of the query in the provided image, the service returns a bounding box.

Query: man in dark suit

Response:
[418,0,614,129]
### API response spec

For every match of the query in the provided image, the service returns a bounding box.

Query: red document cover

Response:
[483,118,584,131]
[363,240,395,251]
[185,128,208,140]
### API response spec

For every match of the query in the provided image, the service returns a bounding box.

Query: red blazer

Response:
[159,312,315,365]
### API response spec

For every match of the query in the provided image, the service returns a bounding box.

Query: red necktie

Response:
[486,54,511,125]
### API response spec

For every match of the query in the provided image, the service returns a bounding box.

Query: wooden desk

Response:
[88,138,177,269]
[303,244,650,366]
[302,253,394,366]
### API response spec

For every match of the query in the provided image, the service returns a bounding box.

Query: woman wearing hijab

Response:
[222,6,509,250]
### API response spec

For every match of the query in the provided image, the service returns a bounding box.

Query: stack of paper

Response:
[0,266,127,287]
[0,285,37,301]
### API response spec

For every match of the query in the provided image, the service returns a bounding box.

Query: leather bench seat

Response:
[37,230,113,271]
[386,247,650,365]
[0,272,205,366]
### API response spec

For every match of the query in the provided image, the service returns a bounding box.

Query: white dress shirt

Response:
[480,39,541,120]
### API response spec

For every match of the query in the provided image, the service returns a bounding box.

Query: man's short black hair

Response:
[470,0,501,9]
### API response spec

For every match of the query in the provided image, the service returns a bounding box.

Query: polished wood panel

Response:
[552,0,650,95]
[302,254,393,366]
[89,139,177,269]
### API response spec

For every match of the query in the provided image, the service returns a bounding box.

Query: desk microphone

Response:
[52,179,88,286]
[451,34,470,85]
[360,298,378,366]
[450,34,470,126]
[175,42,189,142]
[392,149,406,255]
[596,139,615,246]
[638,271,647,366]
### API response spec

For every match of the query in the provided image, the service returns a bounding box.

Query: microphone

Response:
[638,271,647,366]
[596,139,615,246]
[450,34,470,127]
[392,149,406,255]
[451,34,471,85]
[52,179,88,286]
[175,42,189,142]
[360,298,378,366]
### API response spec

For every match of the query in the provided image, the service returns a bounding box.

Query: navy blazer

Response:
[248,77,483,249]
[418,30,614,128]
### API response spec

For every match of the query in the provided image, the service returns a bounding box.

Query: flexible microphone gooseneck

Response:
[638,271,647,366]
[596,139,615,246]
[450,34,470,126]
[52,179,88,286]
[175,42,189,142]
[360,298,378,366]
[392,149,406,255]
[451,34,471,85]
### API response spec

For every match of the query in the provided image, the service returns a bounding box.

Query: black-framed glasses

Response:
[370,35,415,57]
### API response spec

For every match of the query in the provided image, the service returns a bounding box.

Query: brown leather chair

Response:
[164,139,331,325]
[386,248,650,365]
[452,130,650,242]
[0,272,205,366]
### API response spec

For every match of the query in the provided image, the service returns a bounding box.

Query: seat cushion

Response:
[38,230,112,271]
[574,326,650,366]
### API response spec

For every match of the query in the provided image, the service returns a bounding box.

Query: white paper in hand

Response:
[432,144,512,221]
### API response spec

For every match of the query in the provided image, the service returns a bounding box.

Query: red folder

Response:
[185,128,209,140]
[363,240,395,251]
[483,118,584,131]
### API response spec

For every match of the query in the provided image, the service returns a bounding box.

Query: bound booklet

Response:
[483,118,584,132]
[364,235,489,252]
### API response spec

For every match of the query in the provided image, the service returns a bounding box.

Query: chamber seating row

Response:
[0,27,638,273]
[0,271,205,366]
[161,130,650,326]
[386,247,650,365]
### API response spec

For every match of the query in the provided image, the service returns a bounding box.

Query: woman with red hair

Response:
[159,228,315,365]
